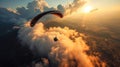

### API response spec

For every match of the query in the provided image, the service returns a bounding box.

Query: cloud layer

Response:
[18,22,106,67]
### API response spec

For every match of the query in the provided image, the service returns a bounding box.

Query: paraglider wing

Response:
[30,10,63,27]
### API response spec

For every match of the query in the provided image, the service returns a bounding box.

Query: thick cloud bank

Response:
[18,22,106,67]
[36,0,86,15]
[0,0,86,26]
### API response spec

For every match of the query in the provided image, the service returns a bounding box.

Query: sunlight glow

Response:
[83,6,92,13]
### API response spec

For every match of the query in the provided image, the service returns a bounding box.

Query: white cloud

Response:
[36,0,49,11]
[18,22,106,67]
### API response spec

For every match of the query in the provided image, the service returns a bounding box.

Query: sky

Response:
[0,0,120,9]
[0,0,120,18]
[0,0,120,23]
[0,0,73,9]
[0,0,33,9]
[88,0,120,7]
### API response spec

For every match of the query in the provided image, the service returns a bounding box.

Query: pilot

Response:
[54,37,58,42]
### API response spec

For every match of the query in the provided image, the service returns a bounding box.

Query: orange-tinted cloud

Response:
[18,21,106,67]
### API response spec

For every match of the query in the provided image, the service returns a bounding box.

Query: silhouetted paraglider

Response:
[30,10,63,27]
[54,37,58,42]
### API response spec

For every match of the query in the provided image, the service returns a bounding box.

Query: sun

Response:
[83,6,92,13]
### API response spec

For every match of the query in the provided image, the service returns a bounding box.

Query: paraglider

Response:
[54,37,58,42]
[30,10,63,27]
[30,10,63,42]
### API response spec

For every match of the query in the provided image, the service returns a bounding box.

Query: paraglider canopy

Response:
[30,10,63,27]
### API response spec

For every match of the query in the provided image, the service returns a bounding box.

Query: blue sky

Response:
[0,0,33,9]
[0,0,73,9]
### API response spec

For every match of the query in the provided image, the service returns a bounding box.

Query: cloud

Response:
[0,0,86,27]
[0,7,21,23]
[18,22,106,67]
[65,0,86,14]
[0,7,27,36]
[0,0,42,25]
[36,0,49,12]
[7,8,19,14]
[16,1,41,20]
[56,0,86,15]
[35,0,86,15]
[0,0,41,34]
[57,4,65,14]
